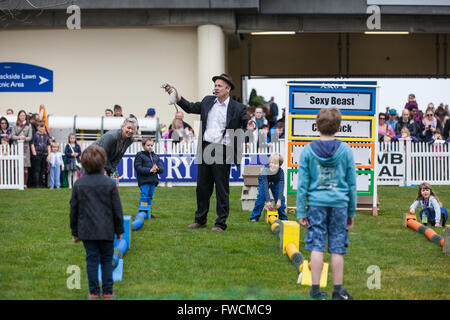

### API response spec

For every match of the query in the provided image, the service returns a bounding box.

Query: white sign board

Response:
[290,116,374,141]
[377,152,404,179]
[356,174,371,192]
[292,92,372,111]
[289,170,371,192]
[289,142,374,169]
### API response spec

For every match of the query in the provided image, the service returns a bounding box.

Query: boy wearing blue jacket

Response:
[296,108,356,300]
[134,138,164,219]
[249,153,287,222]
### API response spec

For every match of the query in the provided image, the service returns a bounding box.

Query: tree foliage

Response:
[248,88,266,108]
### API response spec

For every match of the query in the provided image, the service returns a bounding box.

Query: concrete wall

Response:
[2,28,448,126]
[0,27,201,130]
[348,34,437,75]
[229,33,449,100]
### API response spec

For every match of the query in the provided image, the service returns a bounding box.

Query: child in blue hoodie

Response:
[134,138,164,219]
[296,108,356,300]
[249,153,287,222]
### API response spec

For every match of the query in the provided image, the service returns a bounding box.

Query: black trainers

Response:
[332,288,353,300]
[150,214,156,219]
[309,291,328,300]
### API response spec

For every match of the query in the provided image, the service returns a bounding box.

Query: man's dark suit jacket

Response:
[177,95,250,165]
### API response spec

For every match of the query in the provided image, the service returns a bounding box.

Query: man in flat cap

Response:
[164,73,255,232]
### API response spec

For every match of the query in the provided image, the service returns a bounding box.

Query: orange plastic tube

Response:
[407,218,444,248]
[407,219,421,231]
[424,228,437,241]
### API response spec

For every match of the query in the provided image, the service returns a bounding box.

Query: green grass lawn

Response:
[0,185,448,300]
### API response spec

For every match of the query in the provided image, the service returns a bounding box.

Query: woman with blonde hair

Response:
[169,118,184,143]
[94,117,138,187]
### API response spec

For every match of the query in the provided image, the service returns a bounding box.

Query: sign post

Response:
[285,81,379,216]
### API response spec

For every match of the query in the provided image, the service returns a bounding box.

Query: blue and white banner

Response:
[0,62,53,92]
[117,154,272,183]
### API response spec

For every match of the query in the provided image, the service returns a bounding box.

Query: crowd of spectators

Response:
[246,103,285,148]
[1,109,52,188]
[380,94,450,144]
[2,104,139,188]
[160,99,285,152]
[3,91,448,189]
[3,97,285,155]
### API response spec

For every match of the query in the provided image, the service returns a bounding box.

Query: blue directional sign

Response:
[0,62,53,92]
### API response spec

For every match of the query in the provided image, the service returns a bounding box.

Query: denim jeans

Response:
[304,206,349,254]
[250,179,287,221]
[82,240,114,294]
[139,184,156,213]
[49,166,61,188]
[420,207,448,226]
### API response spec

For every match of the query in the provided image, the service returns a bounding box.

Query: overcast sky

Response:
[244,77,450,115]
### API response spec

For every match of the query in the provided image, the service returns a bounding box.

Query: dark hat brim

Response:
[212,75,234,91]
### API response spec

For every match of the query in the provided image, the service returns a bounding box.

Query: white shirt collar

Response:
[214,96,230,107]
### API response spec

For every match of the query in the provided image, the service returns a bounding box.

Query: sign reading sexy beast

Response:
[117,154,272,183]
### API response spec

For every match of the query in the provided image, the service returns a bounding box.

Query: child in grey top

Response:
[409,182,447,227]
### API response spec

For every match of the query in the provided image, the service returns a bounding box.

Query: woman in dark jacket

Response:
[134,137,164,218]
[420,108,442,143]
[94,117,138,186]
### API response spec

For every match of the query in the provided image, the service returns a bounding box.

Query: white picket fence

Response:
[0,140,24,190]
[55,139,285,156]
[406,140,450,185]
[378,139,450,186]
[2,138,449,189]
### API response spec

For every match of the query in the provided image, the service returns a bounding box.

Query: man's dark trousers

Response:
[195,142,232,230]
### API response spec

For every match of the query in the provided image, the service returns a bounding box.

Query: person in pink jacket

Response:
[378,112,395,142]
